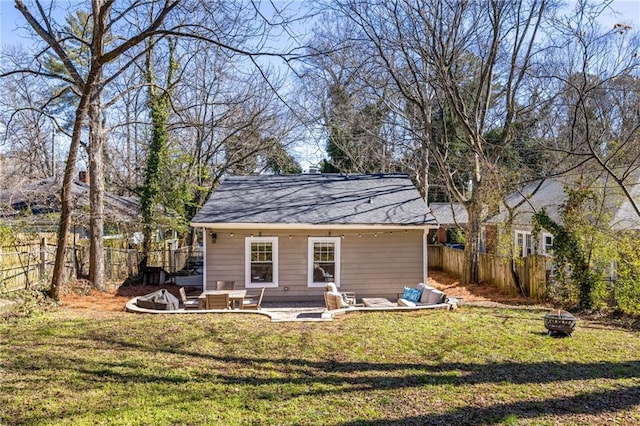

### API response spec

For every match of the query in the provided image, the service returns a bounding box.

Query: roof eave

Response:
[189,222,436,230]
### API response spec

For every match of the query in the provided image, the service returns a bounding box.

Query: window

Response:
[542,233,553,255]
[525,233,533,256]
[308,237,341,287]
[515,231,533,257]
[245,237,278,288]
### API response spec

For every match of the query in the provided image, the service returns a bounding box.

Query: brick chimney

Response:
[78,170,89,184]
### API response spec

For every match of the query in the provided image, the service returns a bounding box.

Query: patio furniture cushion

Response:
[325,291,349,310]
[326,282,357,305]
[419,287,436,304]
[401,286,422,303]
[334,292,350,309]
[422,288,446,304]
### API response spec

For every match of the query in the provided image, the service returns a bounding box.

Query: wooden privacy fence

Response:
[0,241,203,293]
[0,241,61,293]
[428,244,548,300]
[426,244,443,271]
[478,253,548,300]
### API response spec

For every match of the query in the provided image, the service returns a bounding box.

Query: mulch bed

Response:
[59,280,201,312]
[427,270,538,306]
[59,270,537,312]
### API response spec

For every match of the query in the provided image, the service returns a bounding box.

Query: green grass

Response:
[2,307,640,425]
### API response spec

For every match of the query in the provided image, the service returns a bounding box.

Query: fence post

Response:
[39,237,47,282]
[107,247,113,280]
[127,249,134,276]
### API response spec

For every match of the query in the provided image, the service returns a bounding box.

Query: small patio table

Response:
[362,297,397,308]
[198,289,247,310]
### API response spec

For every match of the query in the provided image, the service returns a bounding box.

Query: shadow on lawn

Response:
[88,331,640,387]
[214,357,640,425]
[7,329,640,426]
[339,384,640,425]
[61,331,640,424]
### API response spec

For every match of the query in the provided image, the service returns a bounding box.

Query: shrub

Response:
[614,234,640,315]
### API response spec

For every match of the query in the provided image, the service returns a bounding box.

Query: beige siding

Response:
[204,229,426,302]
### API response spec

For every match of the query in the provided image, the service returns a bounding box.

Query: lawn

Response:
[1,306,639,425]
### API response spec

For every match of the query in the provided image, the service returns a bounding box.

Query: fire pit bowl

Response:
[544,309,577,336]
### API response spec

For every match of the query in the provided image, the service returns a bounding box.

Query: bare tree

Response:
[0,46,66,179]
[330,0,552,284]
[6,0,309,296]
[169,37,301,206]
[12,0,180,297]
[297,17,401,175]
[541,1,640,217]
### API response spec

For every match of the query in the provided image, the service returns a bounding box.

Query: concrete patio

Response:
[124,296,457,322]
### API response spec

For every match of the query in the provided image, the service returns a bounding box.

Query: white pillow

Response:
[329,292,349,308]
[426,289,446,304]
[419,288,433,304]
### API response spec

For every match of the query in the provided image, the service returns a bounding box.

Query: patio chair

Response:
[324,290,350,311]
[205,293,230,310]
[326,282,357,306]
[215,280,235,290]
[179,287,200,310]
[243,287,265,310]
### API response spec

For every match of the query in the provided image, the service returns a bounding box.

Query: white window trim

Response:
[245,236,279,288]
[515,231,532,257]
[541,232,553,255]
[308,237,341,288]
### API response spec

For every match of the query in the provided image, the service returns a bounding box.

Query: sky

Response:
[2,1,640,47]
[1,0,639,169]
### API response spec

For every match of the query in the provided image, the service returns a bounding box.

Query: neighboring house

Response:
[484,172,640,257]
[191,173,437,302]
[0,174,175,240]
[428,202,467,246]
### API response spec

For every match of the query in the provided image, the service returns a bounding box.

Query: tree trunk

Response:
[88,87,106,290]
[461,162,485,285]
[462,200,482,285]
[50,93,91,299]
[16,0,180,297]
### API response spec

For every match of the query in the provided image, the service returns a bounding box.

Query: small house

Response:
[0,174,177,243]
[190,173,437,302]
[484,171,640,257]
[428,202,467,247]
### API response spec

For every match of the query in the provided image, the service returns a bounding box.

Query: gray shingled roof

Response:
[429,202,468,226]
[485,178,565,226]
[191,174,435,227]
[0,178,175,228]
[486,172,640,230]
